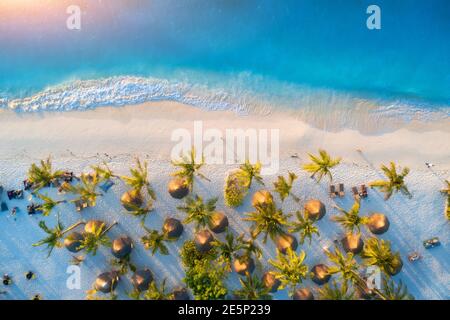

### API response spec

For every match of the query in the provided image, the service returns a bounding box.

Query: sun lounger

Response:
[74,200,89,212]
[27,204,42,215]
[23,180,33,191]
[7,190,24,200]
[62,172,75,182]
[352,186,360,200]
[423,237,440,249]
[338,183,345,197]
[360,184,368,198]
[329,185,336,198]
[0,202,8,212]
[408,252,421,262]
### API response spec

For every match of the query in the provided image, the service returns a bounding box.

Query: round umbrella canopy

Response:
[262,271,281,293]
[84,220,105,234]
[163,218,184,239]
[209,211,229,234]
[64,232,85,253]
[311,264,331,285]
[194,230,214,253]
[131,269,153,292]
[275,233,298,254]
[252,190,274,208]
[293,288,314,300]
[121,189,143,211]
[341,233,364,254]
[368,213,390,235]
[95,271,120,293]
[168,178,189,199]
[233,256,255,275]
[111,235,133,259]
[304,199,326,220]
[172,287,190,300]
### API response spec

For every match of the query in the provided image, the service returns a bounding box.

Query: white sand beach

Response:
[0,101,449,299]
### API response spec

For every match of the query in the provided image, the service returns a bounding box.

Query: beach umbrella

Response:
[163,218,184,239]
[389,257,403,276]
[95,271,120,293]
[209,211,229,234]
[121,189,143,211]
[172,287,190,300]
[252,190,273,208]
[168,178,189,199]
[367,213,390,235]
[341,233,364,254]
[194,230,214,253]
[304,199,326,220]
[64,232,85,253]
[84,220,105,234]
[275,233,298,254]
[293,288,314,300]
[131,269,153,292]
[233,256,255,275]
[262,271,281,293]
[111,235,133,259]
[311,264,331,285]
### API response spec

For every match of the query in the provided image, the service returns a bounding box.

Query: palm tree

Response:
[78,221,117,256]
[302,149,341,182]
[63,173,102,207]
[289,210,320,245]
[380,277,414,300]
[244,202,291,243]
[233,273,272,300]
[369,162,411,200]
[171,147,210,190]
[123,201,154,222]
[33,216,85,257]
[143,279,172,300]
[141,226,169,256]
[237,159,264,188]
[27,157,65,191]
[441,180,450,220]
[91,162,119,182]
[121,158,156,200]
[211,232,245,270]
[324,245,360,286]
[273,171,299,202]
[177,195,218,230]
[268,248,308,295]
[332,199,368,233]
[317,280,355,300]
[362,237,403,276]
[241,236,263,260]
[35,193,66,216]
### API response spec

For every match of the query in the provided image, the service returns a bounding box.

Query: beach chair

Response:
[23,180,33,191]
[62,172,75,182]
[423,237,440,249]
[408,252,421,262]
[360,184,368,198]
[7,190,24,200]
[352,186,360,200]
[74,200,89,212]
[338,183,345,197]
[0,202,8,212]
[329,185,336,198]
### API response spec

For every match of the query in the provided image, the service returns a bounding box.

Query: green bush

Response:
[184,259,228,300]
[180,240,217,269]
[224,171,248,207]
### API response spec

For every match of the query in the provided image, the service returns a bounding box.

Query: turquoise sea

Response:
[0,0,449,114]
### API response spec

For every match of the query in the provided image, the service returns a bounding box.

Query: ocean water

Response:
[0,0,449,116]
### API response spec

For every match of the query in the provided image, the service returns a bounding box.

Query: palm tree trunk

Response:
[101,221,118,235]
[62,220,86,236]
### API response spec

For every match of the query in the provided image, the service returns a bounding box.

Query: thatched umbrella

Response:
[389,256,403,276]
[252,190,273,208]
[311,264,331,285]
[194,230,214,253]
[84,220,105,234]
[95,271,120,293]
[275,233,298,254]
[64,232,85,253]
[168,178,189,199]
[233,256,255,275]
[121,189,143,211]
[262,271,281,293]
[367,213,390,235]
[293,288,314,300]
[111,235,133,259]
[131,269,153,292]
[163,218,184,239]
[208,211,229,234]
[341,233,364,254]
[304,199,326,220]
[172,287,190,300]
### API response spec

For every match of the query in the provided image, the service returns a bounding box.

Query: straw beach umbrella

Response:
[262,271,281,293]
[304,200,326,220]
[111,235,133,259]
[95,271,120,293]
[311,264,331,285]
[209,211,229,234]
[168,178,189,199]
[252,190,274,208]
[341,233,364,254]
[367,213,390,235]
[131,269,153,292]
[293,288,314,300]
[64,232,85,253]
[172,287,190,300]
[84,220,105,234]
[233,256,255,275]
[121,189,143,211]
[275,233,298,255]
[162,218,184,239]
[194,230,214,253]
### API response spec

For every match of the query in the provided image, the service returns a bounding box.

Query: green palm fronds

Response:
[233,273,272,300]
[317,280,355,300]
[289,210,320,244]
[27,157,65,191]
[369,162,411,200]
[302,149,341,182]
[268,248,308,294]
[63,173,102,207]
[35,193,66,216]
[143,279,172,300]
[91,162,119,182]
[273,171,299,202]
[78,221,117,256]
[332,199,368,233]
[141,226,169,256]
[211,232,246,270]
[237,159,264,188]
[324,245,360,286]
[121,158,156,200]
[243,202,291,243]
[177,195,218,230]
[124,201,154,221]
[380,277,414,300]
[361,237,403,276]
[171,147,210,190]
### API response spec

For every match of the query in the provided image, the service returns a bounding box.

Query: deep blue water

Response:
[0,0,449,106]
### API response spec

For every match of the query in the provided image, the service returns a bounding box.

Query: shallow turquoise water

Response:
[0,0,449,106]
